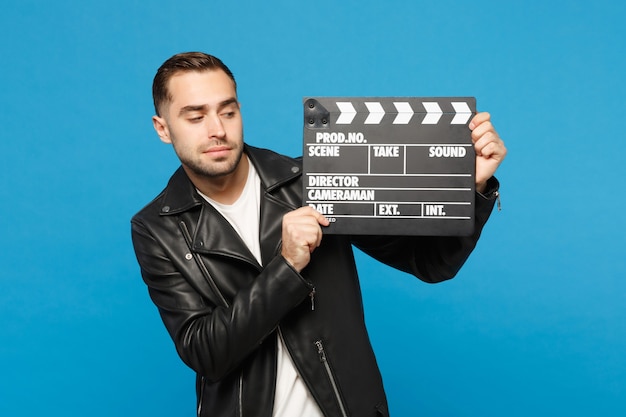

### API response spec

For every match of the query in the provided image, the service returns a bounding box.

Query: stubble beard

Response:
[182,142,245,179]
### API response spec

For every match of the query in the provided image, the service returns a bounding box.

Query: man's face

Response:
[153,69,244,179]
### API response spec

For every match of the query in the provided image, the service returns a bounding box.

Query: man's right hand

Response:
[281,206,330,272]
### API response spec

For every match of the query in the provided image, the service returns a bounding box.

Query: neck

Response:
[187,155,250,205]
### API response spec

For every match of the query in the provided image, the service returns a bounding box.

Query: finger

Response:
[311,208,330,227]
[473,130,499,155]
[283,211,325,246]
[301,221,324,251]
[469,111,491,130]
[477,141,498,159]
[470,120,495,143]
[302,222,324,252]
[477,139,507,162]
[314,222,324,248]
[295,206,330,227]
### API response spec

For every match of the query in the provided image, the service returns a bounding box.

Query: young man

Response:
[131,52,506,417]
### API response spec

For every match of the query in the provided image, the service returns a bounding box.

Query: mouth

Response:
[203,145,231,158]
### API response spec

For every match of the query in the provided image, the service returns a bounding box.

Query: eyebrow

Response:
[178,98,239,116]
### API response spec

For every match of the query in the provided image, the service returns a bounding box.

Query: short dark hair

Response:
[152,52,236,116]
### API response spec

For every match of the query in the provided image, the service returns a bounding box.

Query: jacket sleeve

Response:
[131,218,313,382]
[351,177,500,283]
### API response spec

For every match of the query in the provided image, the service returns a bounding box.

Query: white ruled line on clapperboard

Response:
[302,97,477,236]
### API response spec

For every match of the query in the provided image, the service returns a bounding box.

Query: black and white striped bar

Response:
[302,97,477,236]
[334,100,473,125]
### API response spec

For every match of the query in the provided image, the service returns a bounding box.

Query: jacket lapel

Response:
[248,146,303,266]
[259,192,291,266]
[191,203,261,269]
[161,146,303,269]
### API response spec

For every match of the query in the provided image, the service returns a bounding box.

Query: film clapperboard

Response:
[303,97,477,236]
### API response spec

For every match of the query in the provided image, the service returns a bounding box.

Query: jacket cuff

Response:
[477,176,500,202]
[265,255,315,299]
[474,176,500,225]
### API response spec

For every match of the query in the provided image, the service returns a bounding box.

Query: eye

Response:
[220,103,239,118]
[188,116,204,123]
[220,109,237,118]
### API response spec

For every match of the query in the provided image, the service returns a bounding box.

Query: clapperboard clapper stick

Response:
[302,97,476,236]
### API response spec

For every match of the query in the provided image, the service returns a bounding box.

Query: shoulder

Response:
[131,166,200,227]
[130,186,170,234]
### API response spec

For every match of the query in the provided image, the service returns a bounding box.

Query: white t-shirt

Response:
[198,160,323,417]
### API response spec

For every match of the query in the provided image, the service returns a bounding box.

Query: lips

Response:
[203,145,231,158]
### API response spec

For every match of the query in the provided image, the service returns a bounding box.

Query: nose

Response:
[207,114,226,139]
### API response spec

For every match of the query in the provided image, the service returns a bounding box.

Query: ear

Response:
[152,115,172,144]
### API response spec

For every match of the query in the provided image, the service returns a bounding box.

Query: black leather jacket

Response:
[131,145,498,417]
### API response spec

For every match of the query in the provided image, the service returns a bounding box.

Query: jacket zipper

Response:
[179,220,229,308]
[238,370,244,417]
[197,376,204,417]
[314,340,349,417]
[495,190,501,211]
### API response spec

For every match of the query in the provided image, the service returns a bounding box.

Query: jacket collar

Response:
[157,144,302,269]
[158,144,302,216]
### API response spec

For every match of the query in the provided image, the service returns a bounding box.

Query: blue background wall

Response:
[2,1,625,415]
